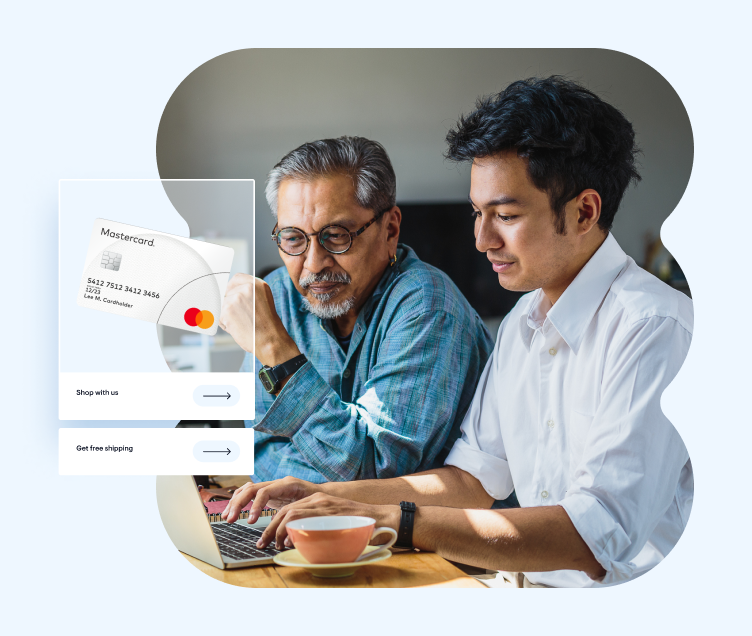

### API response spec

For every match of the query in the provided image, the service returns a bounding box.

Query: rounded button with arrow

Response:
[192,385,240,407]
[193,440,240,462]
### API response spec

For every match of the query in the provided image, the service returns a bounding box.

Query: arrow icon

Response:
[203,392,231,400]
[203,448,232,456]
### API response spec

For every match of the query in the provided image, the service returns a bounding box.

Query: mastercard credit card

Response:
[77,219,234,335]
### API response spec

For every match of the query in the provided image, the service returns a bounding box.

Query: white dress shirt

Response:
[445,233,693,587]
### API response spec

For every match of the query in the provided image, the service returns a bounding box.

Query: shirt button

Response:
[343,369,351,379]
[549,347,557,356]
[547,420,555,429]
[541,490,549,499]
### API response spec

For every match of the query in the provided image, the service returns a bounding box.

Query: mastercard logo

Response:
[184,307,215,330]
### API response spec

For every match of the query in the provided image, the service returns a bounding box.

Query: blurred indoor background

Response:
[156,49,693,369]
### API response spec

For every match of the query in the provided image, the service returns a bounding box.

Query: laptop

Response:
[156,475,283,569]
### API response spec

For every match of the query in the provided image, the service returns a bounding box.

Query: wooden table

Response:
[182,550,486,588]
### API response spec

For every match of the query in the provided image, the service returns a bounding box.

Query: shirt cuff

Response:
[559,492,636,585]
[445,438,514,500]
[252,361,329,438]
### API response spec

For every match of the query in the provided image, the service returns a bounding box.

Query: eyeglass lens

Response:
[277,226,352,255]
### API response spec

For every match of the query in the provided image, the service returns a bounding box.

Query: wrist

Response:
[318,482,335,496]
[379,504,402,533]
[257,338,301,368]
[319,480,356,500]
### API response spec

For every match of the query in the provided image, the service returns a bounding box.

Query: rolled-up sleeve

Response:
[253,361,330,438]
[255,308,485,482]
[445,322,515,500]
[559,315,692,585]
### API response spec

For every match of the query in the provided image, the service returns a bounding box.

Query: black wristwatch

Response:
[258,354,307,394]
[395,501,417,549]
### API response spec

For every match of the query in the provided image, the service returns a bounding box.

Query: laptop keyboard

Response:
[211,523,282,561]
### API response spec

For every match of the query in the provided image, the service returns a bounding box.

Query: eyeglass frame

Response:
[271,207,391,256]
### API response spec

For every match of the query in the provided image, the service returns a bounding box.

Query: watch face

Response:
[259,368,275,393]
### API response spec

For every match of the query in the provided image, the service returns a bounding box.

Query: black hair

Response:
[445,76,641,233]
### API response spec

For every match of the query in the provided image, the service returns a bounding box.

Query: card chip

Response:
[101,250,122,271]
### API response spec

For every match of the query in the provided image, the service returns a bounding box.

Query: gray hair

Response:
[265,136,397,217]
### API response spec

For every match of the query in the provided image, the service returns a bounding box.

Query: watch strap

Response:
[261,354,307,393]
[272,353,308,382]
[395,501,417,549]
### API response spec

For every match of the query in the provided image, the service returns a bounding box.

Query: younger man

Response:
[223,78,693,588]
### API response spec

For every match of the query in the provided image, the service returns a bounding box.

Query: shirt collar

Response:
[518,233,628,354]
[360,243,407,320]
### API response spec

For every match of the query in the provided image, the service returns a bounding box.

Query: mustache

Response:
[487,252,517,262]
[299,271,352,289]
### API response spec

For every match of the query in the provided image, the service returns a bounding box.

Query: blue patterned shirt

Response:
[241,244,494,483]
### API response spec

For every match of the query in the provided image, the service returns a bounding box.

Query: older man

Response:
[222,78,693,588]
[219,136,494,483]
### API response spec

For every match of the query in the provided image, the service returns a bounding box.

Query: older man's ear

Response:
[384,206,402,249]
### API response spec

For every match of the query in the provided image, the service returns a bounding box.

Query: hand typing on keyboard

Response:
[211,523,283,561]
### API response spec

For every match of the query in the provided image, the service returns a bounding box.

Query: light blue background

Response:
[2,1,750,635]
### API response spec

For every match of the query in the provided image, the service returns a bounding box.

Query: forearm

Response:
[319,466,494,509]
[260,310,481,481]
[260,366,460,482]
[255,364,374,481]
[257,491,605,579]
[410,504,606,579]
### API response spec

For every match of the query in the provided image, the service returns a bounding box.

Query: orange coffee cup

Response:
[286,516,398,564]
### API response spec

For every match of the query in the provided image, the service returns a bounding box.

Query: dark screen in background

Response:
[398,202,525,319]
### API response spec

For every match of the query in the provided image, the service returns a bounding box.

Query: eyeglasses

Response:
[271,209,389,256]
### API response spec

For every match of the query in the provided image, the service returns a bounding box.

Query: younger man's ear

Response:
[575,189,602,234]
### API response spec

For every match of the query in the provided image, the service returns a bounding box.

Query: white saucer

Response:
[273,545,392,578]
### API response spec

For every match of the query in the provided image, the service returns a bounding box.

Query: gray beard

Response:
[299,271,355,320]
[301,294,356,320]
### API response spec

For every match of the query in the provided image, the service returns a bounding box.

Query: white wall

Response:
[156,49,693,273]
